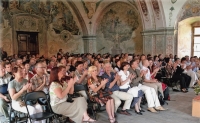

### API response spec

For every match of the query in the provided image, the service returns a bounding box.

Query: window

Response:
[193,27,200,57]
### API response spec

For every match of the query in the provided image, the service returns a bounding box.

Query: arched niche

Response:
[94,1,143,54]
[178,16,200,57]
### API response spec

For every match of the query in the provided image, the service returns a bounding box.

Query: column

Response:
[82,36,97,53]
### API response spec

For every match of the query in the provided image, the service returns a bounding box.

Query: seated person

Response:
[141,59,164,97]
[8,66,45,123]
[30,60,50,94]
[74,61,88,99]
[0,62,12,121]
[102,62,133,116]
[49,66,95,123]
[118,62,144,115]
[88,66,117,123]
[129,59,166,113]
[173,58,191,92]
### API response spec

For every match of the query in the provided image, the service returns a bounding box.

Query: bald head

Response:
[142,59,149,67]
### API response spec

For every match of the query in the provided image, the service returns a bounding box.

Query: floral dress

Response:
[87,77,112,105]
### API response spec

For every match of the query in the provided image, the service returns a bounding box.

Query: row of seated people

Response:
[0,55,168,123]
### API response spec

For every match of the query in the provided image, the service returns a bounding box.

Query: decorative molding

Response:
[152,0,160,19]
[142,28,176,35]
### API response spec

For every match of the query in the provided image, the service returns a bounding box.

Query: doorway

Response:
[17,31,39,56]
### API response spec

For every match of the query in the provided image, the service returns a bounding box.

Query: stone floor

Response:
[1,88,200,123]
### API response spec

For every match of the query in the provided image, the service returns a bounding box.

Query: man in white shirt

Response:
[141,59,164,97]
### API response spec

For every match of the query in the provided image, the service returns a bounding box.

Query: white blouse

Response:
[118,70,131,89]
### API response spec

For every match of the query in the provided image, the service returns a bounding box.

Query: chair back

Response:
[24,91,47,102]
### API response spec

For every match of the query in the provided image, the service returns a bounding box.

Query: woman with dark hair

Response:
[49,66,95,123]
[113,59,121,73]
[118,62,144,115]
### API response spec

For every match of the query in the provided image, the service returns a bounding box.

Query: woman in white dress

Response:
[118,62,144,115]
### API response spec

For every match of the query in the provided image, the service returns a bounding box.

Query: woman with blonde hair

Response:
[88,66,117,123]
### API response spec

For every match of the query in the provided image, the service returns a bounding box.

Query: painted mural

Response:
[81,0,102,19]
[0,0,81,56]
[179,0,200,21]
[96,2,143,54]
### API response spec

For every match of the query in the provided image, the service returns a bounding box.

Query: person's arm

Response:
[131,70,143,84]
[143,78,157,83]
[108,74,120,89]
[34,77,46,91]
[0,93,9,101]
[88,79,107,93]
[119,75,131,86]
[54,80,73,99]
[9,84,28,100]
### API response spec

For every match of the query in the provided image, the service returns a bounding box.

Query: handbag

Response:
[0,84,8,94]
[98,90,113,98]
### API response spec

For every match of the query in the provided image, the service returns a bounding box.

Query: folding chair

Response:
[24,91,56,123]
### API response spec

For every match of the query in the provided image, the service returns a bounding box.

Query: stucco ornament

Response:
[171,0,177,4]
[60,30,72,43]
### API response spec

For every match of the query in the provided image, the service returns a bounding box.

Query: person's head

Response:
[190,57,195,62]
[49,60,55,67]
[115,59,121,67]
[29,57,36,65]
[59,49,63,52]
[164,58,170,64]
[16,58,22,66]
[153,55,159,61]
[0,62,5,77]
[104,62,112,74]
[35,61,46,75]
[185,55,189,61]
[22,56,27,62]
[120,62,130,71]
[181,57,186,64]
[71,58,77,66]
[58,66,66,80]
[130,59,139,69]
[75,61,83,72]
[50,66,66,84]
[140,54,146,61]
[22,61,30,71]
[12,66,23,79]
[88,66,98,77]
[77,56,82,61]
[147,58,153,67]
[158,54,163,60]
[5,62,12,73]
[174,58,180,64]
[93,59,99,67]
[142,59,149,67]
[169,54,173,59]
[83,60,88,69]
[60,58,67,66]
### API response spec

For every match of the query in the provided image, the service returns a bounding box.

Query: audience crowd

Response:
[0,48,200,123]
